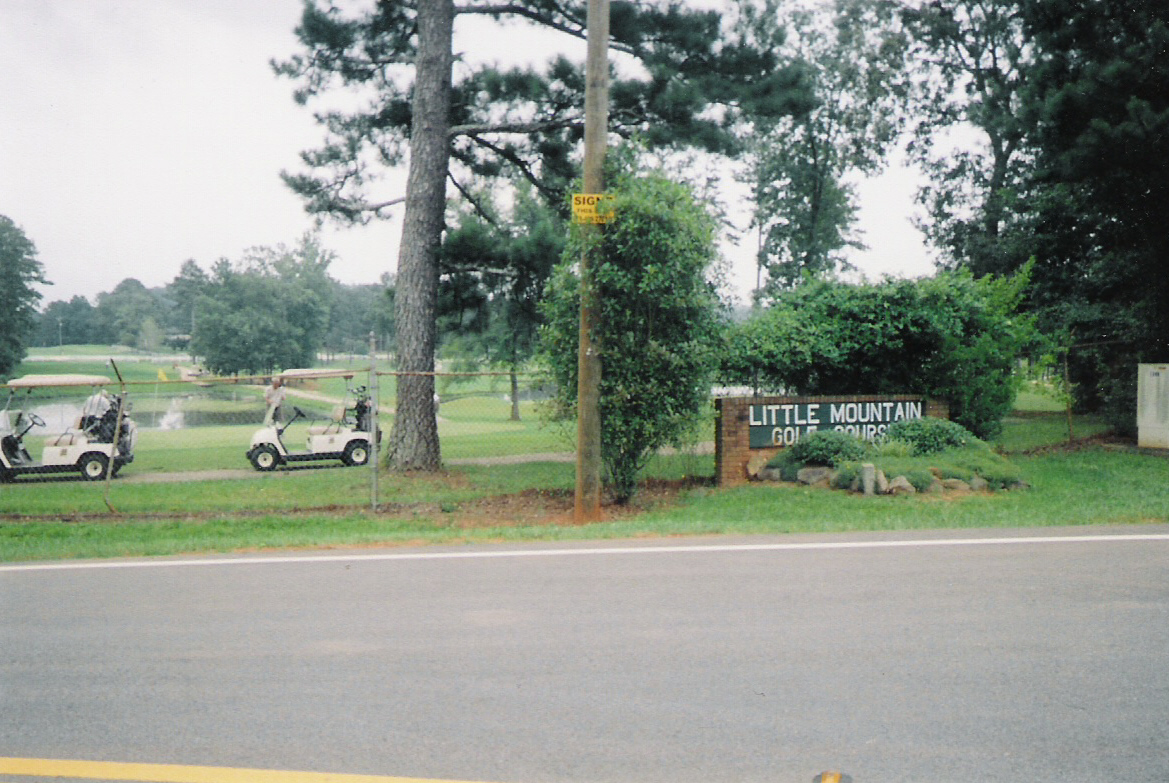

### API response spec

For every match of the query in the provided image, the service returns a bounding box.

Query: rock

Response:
[746,453,772,479]
[849,475,861,492]
[758,466,783,482]
[942,478,971,492]
[862,463,876,496]
[1008,480,1031,490]
[886,475,916,495]
[797,466,835,486]
[969,475,989,491]
[927,479,945,494]
[875,469,889,494]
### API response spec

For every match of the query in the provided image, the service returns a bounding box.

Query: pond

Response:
[17,391,275,431]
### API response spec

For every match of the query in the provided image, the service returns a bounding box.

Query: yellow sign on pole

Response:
[572,193,615,224]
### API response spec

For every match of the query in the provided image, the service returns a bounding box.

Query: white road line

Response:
[1,533,1167,573]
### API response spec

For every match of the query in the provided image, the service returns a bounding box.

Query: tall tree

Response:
[94,279,167,349]
[902,0,1032,275]
[164,259,211,340]
[747,0,908,295]
[275,0,809,470]
[1015,0,1169,425]
[0,215,47,378]
[34,296,98,348]
[324,278,396,358]
[189,236,336,375]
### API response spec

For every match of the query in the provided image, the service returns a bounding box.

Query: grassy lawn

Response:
[3,445,1167,562]
[5,358,1167,562]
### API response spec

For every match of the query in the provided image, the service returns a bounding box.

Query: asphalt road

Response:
[2,527,1168,783]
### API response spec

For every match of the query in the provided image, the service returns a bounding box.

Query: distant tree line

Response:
[28,234,394,375]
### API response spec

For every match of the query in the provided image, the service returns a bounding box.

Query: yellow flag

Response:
[157,369,168,382]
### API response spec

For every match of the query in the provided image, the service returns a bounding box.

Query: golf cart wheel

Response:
[249,444,281,472]
[342,440,370,467]
[79,452,110,481]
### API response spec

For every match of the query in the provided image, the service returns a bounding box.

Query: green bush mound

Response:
[786,430,867,466]
[886,417,974,455]
[768,421,1023,492]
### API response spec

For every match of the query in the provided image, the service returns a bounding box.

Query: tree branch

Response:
[447,173,498,226]
[462,134,559,202]
[449,116,582,137]
[369,196,407,216]
[453,3,634,55]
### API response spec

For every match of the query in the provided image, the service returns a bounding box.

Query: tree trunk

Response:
[509,366,521,422]
[386,0,453,472]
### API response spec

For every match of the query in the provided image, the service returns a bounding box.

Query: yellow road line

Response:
[0,758,494,783]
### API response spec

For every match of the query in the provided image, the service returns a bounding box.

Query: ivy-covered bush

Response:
[782,430,867,467]
[886,417,974,455]
[539,167,722,503]
[720,265,1035,439]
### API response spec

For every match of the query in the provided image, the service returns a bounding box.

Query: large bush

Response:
[721,266,1034,439]
[539,170,723,503]
[886,417,974,455]
[786,430,867,466]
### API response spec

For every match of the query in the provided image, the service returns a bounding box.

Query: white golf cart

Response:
[246,369,379,471]
[1,374,138,482]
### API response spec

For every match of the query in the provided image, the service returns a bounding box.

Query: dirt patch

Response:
[1017,430,1135,456]
[437,477,714,529]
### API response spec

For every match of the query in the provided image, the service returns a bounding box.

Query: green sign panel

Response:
[748,400,925,448]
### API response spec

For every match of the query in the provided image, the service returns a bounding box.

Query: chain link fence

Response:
[2,359,566,510]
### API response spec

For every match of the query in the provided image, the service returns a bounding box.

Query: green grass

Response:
[4,360,1167,562]
[1014,383,1067,413]
[3,448,1167,562]
[637,448,1169,533]
[994,412,1112,453]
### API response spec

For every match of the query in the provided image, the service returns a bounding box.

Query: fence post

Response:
[369,332,379,511]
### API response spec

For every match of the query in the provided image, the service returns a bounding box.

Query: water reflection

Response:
[22,392,268,430]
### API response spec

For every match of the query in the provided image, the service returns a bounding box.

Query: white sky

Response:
[1,0,935,310]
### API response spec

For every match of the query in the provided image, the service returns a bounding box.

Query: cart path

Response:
[120,444,713,483]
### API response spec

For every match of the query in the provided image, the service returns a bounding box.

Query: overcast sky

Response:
[1,0,935,309]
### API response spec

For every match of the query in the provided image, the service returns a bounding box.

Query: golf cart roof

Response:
[6,374,113,389]
[279,368,355,380]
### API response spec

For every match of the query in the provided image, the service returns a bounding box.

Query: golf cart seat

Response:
[48,429,88,447]
[307,406,347,436]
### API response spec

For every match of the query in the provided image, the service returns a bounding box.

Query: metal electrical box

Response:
[1137,364,1169,449]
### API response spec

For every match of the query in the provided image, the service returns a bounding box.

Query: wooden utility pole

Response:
[575,0,609,523]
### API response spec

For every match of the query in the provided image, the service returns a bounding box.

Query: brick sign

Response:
[748,399,925,447]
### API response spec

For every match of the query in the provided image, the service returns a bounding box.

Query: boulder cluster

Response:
[756,462,1024,495]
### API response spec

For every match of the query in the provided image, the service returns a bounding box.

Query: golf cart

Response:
[1,374,138,482]
[246,370,379,471]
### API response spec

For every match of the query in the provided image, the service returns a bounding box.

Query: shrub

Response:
[887,417,974,455]
[786,429,867,466]
[832,462,860,490]
[873,438,914,458]
[903,468,937,492]
[539,167,722,503]
[719,266,1035,439]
